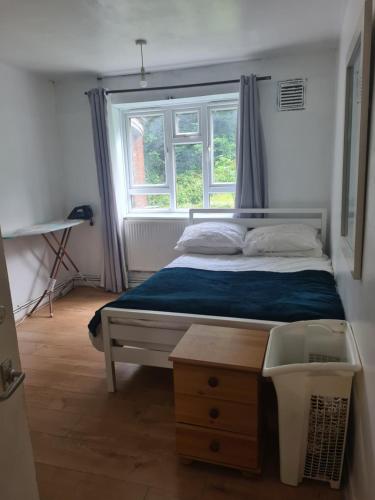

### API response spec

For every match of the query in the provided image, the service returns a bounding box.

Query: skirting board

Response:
[72,274,101,287]
[345,478,355,500]
[13,278,74,323]
[73,272,150,289]
[344,455,358,500]
[13,271,149,323]
[13,273,101,322]
[73,273,151,289]
[127,271,154,288]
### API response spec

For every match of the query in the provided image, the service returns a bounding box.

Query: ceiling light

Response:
[136,39,148,88]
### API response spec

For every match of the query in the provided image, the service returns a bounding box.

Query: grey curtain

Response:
[87,88,127,293]
[235,75,268,210]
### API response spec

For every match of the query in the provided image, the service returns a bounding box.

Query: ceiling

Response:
[0,0,346,78]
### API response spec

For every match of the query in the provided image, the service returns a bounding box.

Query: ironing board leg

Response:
[50,231,92,286]
[48,293,53,317]
[50,232,79,272]
[42,234,70,271]
[28,228,71,317]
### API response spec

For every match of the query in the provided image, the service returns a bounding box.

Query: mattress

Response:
[88,254,345,337]
[165,254,334,273]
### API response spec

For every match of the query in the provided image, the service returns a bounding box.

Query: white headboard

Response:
[189,208,328,250]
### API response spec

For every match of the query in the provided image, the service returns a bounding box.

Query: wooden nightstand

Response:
[169,324,269,474]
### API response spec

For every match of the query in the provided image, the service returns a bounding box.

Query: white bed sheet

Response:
[166,253,333,274]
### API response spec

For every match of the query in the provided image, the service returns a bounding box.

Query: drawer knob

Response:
[209,408,220,419]
[208,376,219,388]
[209,440,221,453]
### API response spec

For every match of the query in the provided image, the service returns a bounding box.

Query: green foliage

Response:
[142,116,166,184]
[213,136,236,183]
[146,194,170,208]
[175,143,203,208]
[210,192,235,208]
[176,171,203,208]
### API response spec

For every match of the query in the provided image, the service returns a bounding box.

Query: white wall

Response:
[0,62,70,318]
[330,2,375,500]
[55,50,338,274]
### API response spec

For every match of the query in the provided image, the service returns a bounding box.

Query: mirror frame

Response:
[341,0,372,279]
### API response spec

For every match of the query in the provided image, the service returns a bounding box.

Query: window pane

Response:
[211,108,237,184]
[175,143,203,209]
[131,194,170,210]
[209,192,235,209]
[175,111,199,135]
[130,115,166,185]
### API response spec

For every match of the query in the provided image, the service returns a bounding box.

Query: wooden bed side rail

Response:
[102,308,281,336]
[100,308,283,392]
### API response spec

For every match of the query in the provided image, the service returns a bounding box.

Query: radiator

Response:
[124,218,188,272]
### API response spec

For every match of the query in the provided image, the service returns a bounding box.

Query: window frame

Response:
[121,97,238,213]
[173,108,201,138]
[125,110,169,190]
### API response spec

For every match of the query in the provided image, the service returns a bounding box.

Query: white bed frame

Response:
[100,208,327,392]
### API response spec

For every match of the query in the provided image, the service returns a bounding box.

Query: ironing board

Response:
[3,220,85,317]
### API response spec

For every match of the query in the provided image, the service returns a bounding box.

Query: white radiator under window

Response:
[124,218,188,273]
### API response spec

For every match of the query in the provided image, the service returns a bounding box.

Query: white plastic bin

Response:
[262,319,361,489]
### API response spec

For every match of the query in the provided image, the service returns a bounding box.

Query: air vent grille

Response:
[277,79,305,111]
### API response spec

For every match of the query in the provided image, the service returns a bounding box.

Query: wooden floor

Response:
[17,287,344,500]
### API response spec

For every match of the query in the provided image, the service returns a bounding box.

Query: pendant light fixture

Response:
[135,39,148,88]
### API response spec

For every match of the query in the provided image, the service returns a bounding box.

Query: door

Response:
[0,229,39,500]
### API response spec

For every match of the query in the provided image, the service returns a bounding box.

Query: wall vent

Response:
[277,79,306,111]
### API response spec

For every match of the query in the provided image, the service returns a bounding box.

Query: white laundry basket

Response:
[262,319,361,489]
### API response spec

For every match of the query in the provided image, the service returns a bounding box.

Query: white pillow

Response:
[175,222,246,255]
[242,224,323,257]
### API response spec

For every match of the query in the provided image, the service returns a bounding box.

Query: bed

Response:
[88,208,345,392]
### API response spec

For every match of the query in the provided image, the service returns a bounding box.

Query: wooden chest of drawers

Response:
[169,324,269,474]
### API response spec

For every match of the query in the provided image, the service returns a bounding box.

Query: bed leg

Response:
[102,313,116,392]
[106,361,116,393]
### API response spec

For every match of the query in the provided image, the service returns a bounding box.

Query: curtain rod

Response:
[84,76,271,96]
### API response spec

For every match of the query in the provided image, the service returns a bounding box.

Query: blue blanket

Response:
[88,268,345,335]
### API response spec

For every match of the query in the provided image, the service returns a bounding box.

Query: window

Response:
[129,114,166,186]
[174,110,200,136]
[122,95,238,212]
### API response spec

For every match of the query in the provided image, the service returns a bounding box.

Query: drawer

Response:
[176,424,258,471]
[175,393,258,436]
[173,363,258,404]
